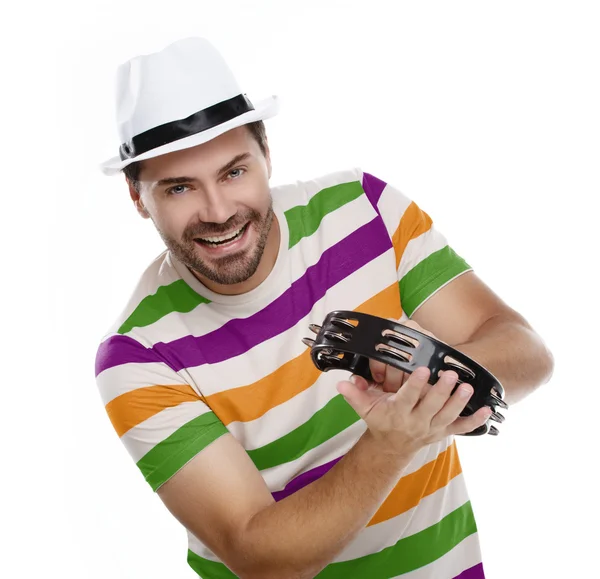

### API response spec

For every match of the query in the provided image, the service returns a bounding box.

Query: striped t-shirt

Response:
[95,167,485,578]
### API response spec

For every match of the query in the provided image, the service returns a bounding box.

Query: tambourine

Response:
[302,310,508,436]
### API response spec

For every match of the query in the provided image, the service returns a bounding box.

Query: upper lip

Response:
[194,223,247,240]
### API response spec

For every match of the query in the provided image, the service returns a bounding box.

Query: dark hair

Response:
[122,120,268,191]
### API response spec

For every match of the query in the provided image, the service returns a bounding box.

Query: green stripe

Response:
[285,180,364,249]
[186,501,477,578]
[137,412,228,492]
[118,279,211,334]
[400,246,471,317]
[187,552,239,578]
[246,395,360,471]
[316,501,477,578]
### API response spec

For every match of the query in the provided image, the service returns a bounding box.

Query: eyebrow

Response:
[155,152,252,187]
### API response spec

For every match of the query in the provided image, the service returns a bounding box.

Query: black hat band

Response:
[119,93,255,161]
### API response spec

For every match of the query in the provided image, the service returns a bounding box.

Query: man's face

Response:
[132,126,276,292]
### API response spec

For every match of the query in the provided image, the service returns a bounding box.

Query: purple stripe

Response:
[96,217,392,375]
[95,334,161,377]
[452,563,485,579]
[272,456,343,501]
[362,172,387,214]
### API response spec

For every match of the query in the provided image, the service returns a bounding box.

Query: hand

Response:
[337,366,491,456]
[369,318,440,394]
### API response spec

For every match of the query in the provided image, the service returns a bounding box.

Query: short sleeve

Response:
[361,171,472,318]
[95,334,229,492]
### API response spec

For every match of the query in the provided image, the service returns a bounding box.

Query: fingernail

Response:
[415,367,429,379]
[349,375,357,384]
[458,386,472,398]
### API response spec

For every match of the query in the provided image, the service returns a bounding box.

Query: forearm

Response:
[234,431,415,579]
[453,314,554,405]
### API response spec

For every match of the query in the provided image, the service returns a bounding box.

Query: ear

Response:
[264,140,272,179]
[126,178,150,219]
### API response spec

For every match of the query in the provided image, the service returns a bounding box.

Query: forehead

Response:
[139,126,258,183]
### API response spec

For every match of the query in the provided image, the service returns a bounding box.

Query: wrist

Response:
[358,429,418,464]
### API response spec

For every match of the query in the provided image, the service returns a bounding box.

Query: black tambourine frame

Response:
[302,310,508,436]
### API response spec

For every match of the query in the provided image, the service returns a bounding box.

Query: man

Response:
[95,37,554,578]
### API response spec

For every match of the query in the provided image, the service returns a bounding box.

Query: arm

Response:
[158,430,415,579]
[359,171,553,405]
[95,331,417,577]
[157,368,489,579]
[411,270,555,405]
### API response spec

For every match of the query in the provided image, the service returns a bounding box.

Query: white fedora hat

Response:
[100,37,280,176]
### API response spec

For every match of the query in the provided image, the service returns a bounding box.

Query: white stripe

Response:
[97,361,194,405]
[106,169,364,341]
[200,252,399,450]
[334,472,471,562]
[226,372,342,450]
[100,249,174,336]
[121,400,214,463]
[193,247,397,397]
[275,167,364,211]
[398,228,449,281]
[185,452,471,568]
[260,420,366,490]
[376,182,456,292]
[116,190,377,346]
[187,533,482,571]
[265,434,453,497]
[392,533,482,579]
[376,181,414,238]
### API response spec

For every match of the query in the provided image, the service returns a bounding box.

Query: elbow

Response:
[539,342,555,385]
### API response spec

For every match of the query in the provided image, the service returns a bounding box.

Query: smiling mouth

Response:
[194,223,249,246]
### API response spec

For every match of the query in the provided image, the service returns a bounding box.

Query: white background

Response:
[2,0,598,577]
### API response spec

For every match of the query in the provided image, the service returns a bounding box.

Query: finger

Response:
[417,376,432,400]
[416,370,460,418]
[349,374,370,391]
[447,406,492,436]
[391,366,430,411]
[369,358,387,384]
[381,365,407,393]
[430,381,474,428]
[336,379,383,419]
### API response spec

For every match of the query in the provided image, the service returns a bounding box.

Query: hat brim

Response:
[99,95,280,176]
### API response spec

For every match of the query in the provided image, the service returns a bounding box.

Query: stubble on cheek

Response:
[157,203,274,286]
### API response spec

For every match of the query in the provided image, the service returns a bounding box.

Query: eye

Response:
[167,184,190,195]
[226,167,245,180]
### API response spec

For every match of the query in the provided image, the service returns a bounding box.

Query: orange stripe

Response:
[207,348,321,426]
[355,282,402,320]
[367,441,462,526]
[391,201,433,270]
[106,384,201,437]
[205,282,403,425]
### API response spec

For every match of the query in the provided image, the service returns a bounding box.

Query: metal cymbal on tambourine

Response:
[302,310,508,436]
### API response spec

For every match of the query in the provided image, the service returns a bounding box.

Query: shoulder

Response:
[97,249,182,340]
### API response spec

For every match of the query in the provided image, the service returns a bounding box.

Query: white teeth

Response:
[199,225,245,243]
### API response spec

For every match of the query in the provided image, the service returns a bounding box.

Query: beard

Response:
[158,199,275,286]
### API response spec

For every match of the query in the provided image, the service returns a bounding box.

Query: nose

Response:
[197,185,236,224]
